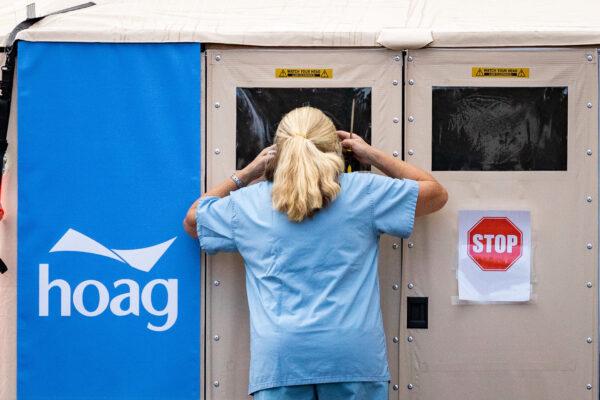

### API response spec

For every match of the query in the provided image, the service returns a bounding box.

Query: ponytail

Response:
[266,106,344,222]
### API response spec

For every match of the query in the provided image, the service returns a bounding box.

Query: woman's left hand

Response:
[239,144,277,183]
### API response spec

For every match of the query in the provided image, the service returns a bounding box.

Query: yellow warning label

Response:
[472,67,530,78]
[276,68,333,79]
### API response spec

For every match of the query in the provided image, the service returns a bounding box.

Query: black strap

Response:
[5,2,96,45]
[0,2,95,274]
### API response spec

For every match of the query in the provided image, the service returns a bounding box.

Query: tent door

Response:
[205,47,403,399]
[401,48,598,399]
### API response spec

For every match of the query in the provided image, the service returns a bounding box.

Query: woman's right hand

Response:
[336,130,376,165]
[337,130,448,216]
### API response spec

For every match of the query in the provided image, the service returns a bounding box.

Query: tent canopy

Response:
[3,0,600,49]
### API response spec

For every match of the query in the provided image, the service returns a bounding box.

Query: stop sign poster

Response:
[458,210,531,302]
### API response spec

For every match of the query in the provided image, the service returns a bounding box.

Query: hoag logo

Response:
[39,229,178,331]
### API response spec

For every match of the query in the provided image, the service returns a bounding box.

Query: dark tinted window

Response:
[236,87,371,171]
[432,87,568,171]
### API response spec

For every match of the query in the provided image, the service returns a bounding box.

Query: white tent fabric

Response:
[1,0,600,49]
[0,0,79,44]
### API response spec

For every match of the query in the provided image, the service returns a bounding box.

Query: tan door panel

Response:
[205,47,403,399]
[401,48,598,399]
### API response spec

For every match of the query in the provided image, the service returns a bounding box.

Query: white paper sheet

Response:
[458,210,531,302]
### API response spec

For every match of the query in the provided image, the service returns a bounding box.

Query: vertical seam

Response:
[366,174,378,236]
[229,195,239,250]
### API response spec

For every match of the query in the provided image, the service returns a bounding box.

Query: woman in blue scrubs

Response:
[184,106,448,399]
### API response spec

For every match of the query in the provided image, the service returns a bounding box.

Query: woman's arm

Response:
[183,145,276,238]
[337,131,448,217]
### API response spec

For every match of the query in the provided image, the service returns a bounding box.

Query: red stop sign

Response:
[468,217,523,271]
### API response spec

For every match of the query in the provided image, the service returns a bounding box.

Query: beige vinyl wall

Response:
[400,48,598,399]
[2,46,598,400]
[204,47,404,399]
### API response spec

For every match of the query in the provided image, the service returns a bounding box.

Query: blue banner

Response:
[17,42,201,398]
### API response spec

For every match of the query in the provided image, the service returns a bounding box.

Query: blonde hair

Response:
[265,106,344,222]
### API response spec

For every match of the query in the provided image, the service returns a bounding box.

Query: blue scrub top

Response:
[196,172,419,395]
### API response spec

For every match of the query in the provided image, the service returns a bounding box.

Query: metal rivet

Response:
[393,55,401,62]
[215,54,221,61]
[587,281,593,288]
[214,148,221,155]
[408,149,415,156]
[214,335,220,341]
[407,55,414,62]
[392,151,399,157]
[587,337,593,343]
[213,280,220,286]
[393,117,400,124]
[214,102,221,109]
[393,336,399,343]
[408,242,414,248]
[393,384,399,391]
[587,243,593,250]
[407,336,414,342]
[408,116,415,122]
[587,149,593,156]
[586,54,593,62]
[587,102,593,108]
[392,284,399,290]
[587,196,593,203]
[408,282,415,289]
[407,383,414,390]
[213,380,220,387]
[587,383,593,390]
[408,79,415,85]
[392,80,399,86]
[392,243,400,249]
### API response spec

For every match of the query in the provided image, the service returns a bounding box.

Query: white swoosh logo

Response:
[49,228,176,272]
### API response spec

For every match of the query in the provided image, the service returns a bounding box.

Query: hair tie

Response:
[291,134,309,142]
